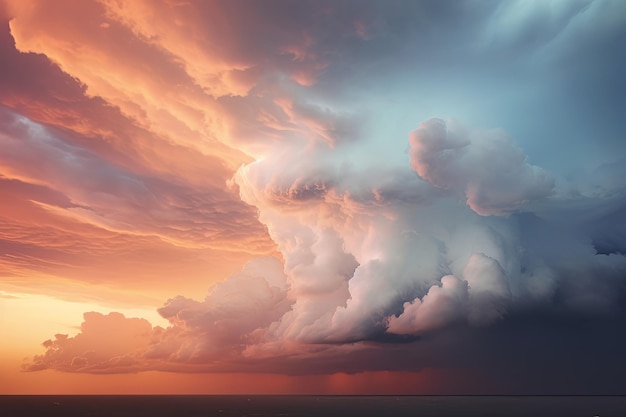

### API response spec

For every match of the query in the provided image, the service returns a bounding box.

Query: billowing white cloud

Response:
[388,253,511,335]
[231,121,536,346]
[409,118,554,216]
[387,275,469,335]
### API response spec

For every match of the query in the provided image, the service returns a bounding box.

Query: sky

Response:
[1,0,625,395]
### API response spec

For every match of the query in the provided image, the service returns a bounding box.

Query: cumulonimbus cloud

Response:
[7,1,625,393]
[24,116,626,375]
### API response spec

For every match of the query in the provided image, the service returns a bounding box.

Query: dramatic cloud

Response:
[409,118,554,216]
[4,0,626,394]
[387,275,469,335]
[24,115,626,388]
[0,14,274,299]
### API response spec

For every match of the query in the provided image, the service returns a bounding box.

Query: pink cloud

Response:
[24,258,291,373]
[26,312,153,373]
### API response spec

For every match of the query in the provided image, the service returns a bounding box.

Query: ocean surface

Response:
[1,395,624,417]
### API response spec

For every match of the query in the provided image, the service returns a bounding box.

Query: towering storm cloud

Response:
[2,0,626,394]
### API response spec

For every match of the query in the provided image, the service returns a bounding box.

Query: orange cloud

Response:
[5,0,248,163]
[27,312,153,373]
[0,11,278,304]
